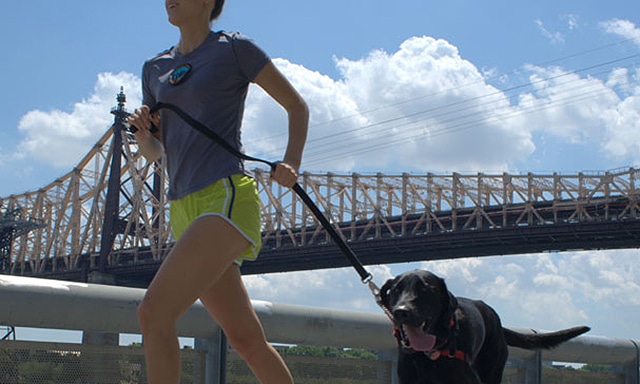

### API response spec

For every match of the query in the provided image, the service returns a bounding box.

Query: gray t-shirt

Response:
[142,31,270,200]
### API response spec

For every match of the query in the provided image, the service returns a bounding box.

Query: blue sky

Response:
[2,1,640,346]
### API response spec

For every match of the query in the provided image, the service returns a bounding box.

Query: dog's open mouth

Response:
[402,323,437,351]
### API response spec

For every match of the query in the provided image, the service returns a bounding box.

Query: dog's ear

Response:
[448,291,458,311]
[433,274,458,313]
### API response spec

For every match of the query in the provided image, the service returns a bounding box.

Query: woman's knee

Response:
[136,297,154,333]
[137,294,173,335]
[225,327,270,359]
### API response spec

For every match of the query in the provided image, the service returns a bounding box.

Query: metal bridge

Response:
[1,90,640,287]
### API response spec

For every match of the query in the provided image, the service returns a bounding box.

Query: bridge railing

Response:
[1,275,638,384]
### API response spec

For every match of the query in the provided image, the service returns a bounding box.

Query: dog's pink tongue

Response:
[405,326,437,351]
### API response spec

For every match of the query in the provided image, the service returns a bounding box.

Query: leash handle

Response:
[143,102,374,284]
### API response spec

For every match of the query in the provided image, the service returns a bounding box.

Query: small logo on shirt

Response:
[169,64,192,85]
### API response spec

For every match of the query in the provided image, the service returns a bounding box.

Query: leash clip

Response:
[369,279,396,323]
[366,278,379,296]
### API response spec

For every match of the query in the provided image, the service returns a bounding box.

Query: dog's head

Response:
[379,270,458,351]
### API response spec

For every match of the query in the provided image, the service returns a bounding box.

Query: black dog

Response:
[379,269,590,384]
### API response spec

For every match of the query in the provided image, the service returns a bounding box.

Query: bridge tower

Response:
[0,204,43,273]
[96,87,129,278]
[81,89,133,381]
[94,88,164,282]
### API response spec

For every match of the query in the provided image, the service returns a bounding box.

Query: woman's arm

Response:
[253,61,309,187]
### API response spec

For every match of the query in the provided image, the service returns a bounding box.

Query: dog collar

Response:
[426,349,467,362]
[392,313,468,363]
[426,315,468,363]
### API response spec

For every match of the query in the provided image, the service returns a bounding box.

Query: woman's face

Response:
[165,0,214,27]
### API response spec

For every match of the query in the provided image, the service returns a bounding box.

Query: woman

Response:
[128,0,308,383]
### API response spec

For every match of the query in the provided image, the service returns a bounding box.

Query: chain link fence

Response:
[0,341,394,384]
[0,340,395,384]
[0,340,204,384]
[227,351,392,383]
[0,339,629,384]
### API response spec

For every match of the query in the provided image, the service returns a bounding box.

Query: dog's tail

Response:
[503,326,590,350]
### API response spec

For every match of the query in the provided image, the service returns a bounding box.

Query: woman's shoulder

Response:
[214,30,258,45]
[144,47,175,65]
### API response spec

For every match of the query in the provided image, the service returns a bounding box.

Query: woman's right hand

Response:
[128,105,161,140]
[128,105,165,161]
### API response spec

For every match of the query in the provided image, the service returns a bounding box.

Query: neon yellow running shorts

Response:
[169,174,262,265]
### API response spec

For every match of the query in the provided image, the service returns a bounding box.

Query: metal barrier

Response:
[1,274,638,383]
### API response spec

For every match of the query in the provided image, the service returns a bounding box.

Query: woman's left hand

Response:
[270,162,299,188]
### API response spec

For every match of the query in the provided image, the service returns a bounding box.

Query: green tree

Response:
[580,363,611,372]
[283,345,377,360]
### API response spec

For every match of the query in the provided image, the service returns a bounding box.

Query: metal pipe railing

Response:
[1,274,638,383]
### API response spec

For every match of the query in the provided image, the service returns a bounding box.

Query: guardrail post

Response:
[375,349,397,384]
[195,327,227,384]
[623,339,639,384]
[521,350,542,384]
[81,272,120,384]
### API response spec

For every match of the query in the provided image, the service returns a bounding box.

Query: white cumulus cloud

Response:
[15,72,140,167]
[13,31,640,175]
[600,18,640,44]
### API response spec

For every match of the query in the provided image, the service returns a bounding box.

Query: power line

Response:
[249,36,638,132]
[301,67,631,167]
[244,45,639,168]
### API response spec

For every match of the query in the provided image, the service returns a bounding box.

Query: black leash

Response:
[129,102,380,294]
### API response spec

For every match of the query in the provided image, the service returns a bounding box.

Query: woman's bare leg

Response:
[199,265,294,384]
[136,215,251,384]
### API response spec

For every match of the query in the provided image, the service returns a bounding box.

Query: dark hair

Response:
[210,0,225,21]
